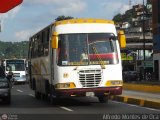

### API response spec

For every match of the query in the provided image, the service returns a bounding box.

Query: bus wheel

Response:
[41,94,48,101]
[50,96,56,105]
[35,91,41,99]
[49,95,59,105]
[50,96,54,104]
[98,96,108,103]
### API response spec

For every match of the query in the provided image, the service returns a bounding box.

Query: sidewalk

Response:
[122,90,160,102]
[110,83,160,110]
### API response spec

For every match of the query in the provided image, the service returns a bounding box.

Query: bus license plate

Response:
[86,92,95,97]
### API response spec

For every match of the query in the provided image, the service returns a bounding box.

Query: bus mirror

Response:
[51,32,58,49]
[118,30,126,48]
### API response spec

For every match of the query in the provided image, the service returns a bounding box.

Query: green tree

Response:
[124,9,135,24]
[55,15,74,21]
[0,41,29,59]
[112,9,135,24]
[112,13,123,23]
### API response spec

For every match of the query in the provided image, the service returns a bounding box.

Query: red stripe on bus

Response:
[89,53,118,60]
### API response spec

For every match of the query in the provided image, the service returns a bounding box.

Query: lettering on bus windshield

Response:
[6,60,24,64]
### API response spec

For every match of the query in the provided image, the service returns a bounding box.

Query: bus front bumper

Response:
[55,86,122,97]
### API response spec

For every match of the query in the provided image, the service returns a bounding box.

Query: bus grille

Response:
[78,69,102,88]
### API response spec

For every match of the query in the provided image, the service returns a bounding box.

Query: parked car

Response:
[123,71,139,82]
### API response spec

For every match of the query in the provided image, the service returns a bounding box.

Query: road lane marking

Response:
[129,104,160,112]
[144,107,160,112]
[17,89,23,93]
[28,94,35,97]
[112,101,160,112]
[59,106,73,112]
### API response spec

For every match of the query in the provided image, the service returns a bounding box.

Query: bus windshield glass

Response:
[57,33,118,66]
[6,60,25,71]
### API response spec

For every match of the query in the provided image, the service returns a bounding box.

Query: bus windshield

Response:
[6,60,25,71]
[57,33,118,66]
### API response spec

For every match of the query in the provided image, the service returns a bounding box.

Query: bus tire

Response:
[49,94,59,105]
[49,95,57,105]
[35,91,41,99]
[98,96,108,103]
[41,93,48,101]
[32,79,36,90]
[45,80,49,94]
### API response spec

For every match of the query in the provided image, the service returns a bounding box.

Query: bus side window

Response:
[34,37,38,58]
[30,38,33,58]
[38,33,44,57]
[44,28,50,56]
[44,43,49,56]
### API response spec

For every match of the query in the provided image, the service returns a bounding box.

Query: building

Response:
[152,0,160,81]
[117,2,153,76]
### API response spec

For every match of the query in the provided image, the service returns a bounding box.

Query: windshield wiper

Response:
[92,46,106,69]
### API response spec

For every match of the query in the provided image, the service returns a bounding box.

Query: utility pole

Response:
[142,0,146,81]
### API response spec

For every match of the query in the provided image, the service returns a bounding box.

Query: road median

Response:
[110,95,160,109]
[110,83,160,109]
[123,83,160,93]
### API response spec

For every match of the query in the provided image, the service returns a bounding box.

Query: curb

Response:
[123,83,160,93]
[110,95,160,110]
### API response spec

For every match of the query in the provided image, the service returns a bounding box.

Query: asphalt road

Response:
[0,84,159,120]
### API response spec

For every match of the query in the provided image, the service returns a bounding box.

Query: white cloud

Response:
[119,4,130,14]
[25,0,87,15]
[100,0,144,19]
[0,6,21,20]
[55,1,87,15]
[98,2,123,19]
[0,6,21,31]
[132,0,144,5]
[25,0,84,5]
[15,30,31,41]
[102,1,129,15]
[15,27,43,41]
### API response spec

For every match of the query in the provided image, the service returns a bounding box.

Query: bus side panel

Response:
[31,56,50,94]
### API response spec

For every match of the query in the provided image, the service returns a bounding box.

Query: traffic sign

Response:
[0,0,23,13]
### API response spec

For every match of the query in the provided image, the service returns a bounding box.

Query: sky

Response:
[0,0,145,42]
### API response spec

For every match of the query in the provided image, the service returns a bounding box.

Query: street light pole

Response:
[143,0,146,80]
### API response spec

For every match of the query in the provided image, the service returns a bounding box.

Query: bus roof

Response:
[54,18,114,26]
[30,18,115,39]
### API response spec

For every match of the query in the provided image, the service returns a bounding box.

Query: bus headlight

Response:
[55,82,76,89]
[105,80,123,86]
